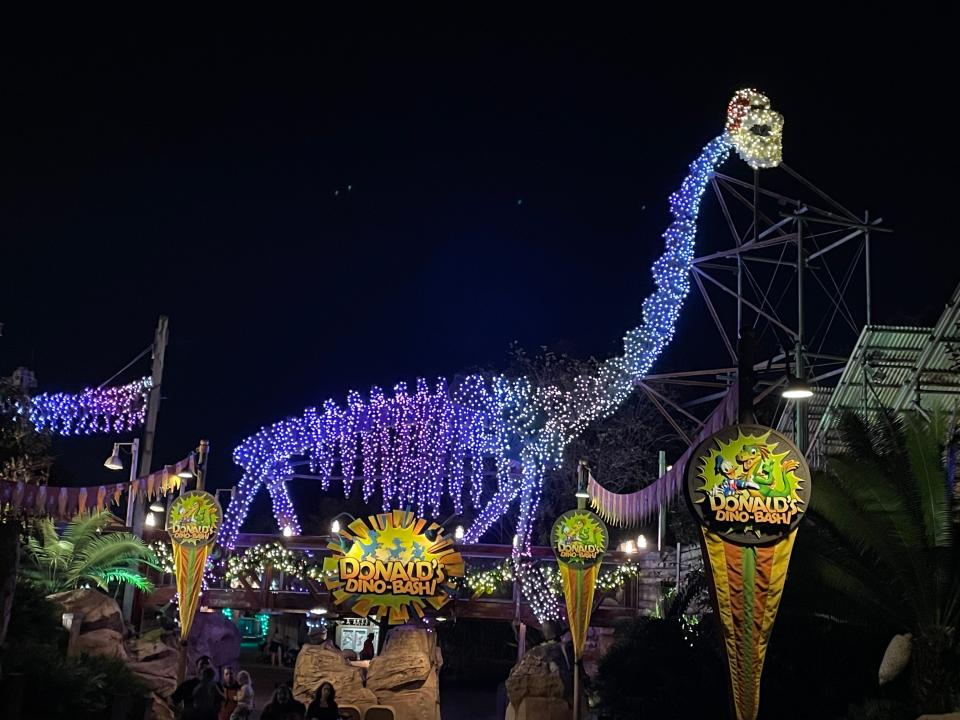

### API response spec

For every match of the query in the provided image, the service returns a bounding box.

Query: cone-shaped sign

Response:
[685,424,811,720]
[551,508,609,660]
[166,490,222,641]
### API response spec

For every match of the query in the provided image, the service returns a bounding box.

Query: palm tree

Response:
[22,510,159,594]
[800,411,959,713]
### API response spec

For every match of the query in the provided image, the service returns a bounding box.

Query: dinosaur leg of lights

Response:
[219,474,259,548]
[513,455,561,621]
[462,475,520,543]
[266,478,301,535]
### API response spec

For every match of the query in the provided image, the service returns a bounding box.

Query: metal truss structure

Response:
[637,160,891,461]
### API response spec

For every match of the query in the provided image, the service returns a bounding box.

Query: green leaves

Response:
[21,509,158,595]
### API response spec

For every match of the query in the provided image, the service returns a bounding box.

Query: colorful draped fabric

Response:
[0,453,192,519]
[588,383,738,527]
[560,564,599,660]
[172,543,210,640]
[701,528,797,720]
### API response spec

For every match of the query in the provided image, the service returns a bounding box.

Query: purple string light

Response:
[23,377,152,436]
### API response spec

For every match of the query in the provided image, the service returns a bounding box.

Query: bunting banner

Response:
[588,383,738,527]
[167,490,222,640]
[0,453,193,520]
[551,508,609,660]
[684,424,811,720]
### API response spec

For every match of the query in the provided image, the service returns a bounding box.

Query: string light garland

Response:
[465,558,638,599]
[225,542,328,587]
[23,377,152,435]
[220,93,779,623]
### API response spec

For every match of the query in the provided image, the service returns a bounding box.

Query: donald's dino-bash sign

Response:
[323,510,464,624]
[685,425,812,720]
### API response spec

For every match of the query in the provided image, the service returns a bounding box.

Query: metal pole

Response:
[573,662,581,720]
[122,315,168,625]
[195,439,210,492]
[656,451,666,553]
[675,542,681,590]
[737,327,756,424]
[864,210,872,327]
[124,439,140,527]
[795,219,808,452]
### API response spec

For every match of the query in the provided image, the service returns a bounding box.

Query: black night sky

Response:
[1,18,957,509]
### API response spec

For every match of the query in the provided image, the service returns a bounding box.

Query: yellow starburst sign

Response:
[323,510,464,624]
[686,424,809,545]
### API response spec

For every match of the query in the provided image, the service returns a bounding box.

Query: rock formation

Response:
[293,640,378,709]
[504,638,573,720]
[366,625,443,720]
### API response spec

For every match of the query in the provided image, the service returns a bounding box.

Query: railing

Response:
[184,534,703,627]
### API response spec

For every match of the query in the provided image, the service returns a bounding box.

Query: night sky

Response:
[1,19,956,506]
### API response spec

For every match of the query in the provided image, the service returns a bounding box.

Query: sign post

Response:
[167,489,222,683]
[551,508,608,720]
[684,424,811,720]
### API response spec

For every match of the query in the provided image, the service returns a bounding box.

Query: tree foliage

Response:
[21,509,159,594]
[794,411,960,714]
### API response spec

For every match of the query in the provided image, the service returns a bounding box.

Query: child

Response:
[230,670,255,720]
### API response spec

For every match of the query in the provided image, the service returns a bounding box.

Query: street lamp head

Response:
[454,525,464,541]
[104,444,124,471]
[177,469,195,479]
[330,519,341,535]
[145,512,157,527]
[149,500,165,512]
[782,376,814,400]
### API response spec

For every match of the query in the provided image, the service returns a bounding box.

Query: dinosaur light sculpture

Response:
[222,91,783,620]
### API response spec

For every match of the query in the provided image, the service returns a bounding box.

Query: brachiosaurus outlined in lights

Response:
[220,90,783,620]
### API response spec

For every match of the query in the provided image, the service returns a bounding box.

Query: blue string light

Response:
[22,377,152,436]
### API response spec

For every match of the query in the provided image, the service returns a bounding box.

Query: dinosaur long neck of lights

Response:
[221,90,783,621]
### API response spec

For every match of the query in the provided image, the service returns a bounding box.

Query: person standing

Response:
[260,685,306,720]
[359,633,375,661]
[305,682,338,720]
[269,629,283,666]
[192,666,224,720]
[172,656,213,718]
[230,670,255,720]
[218,666,240,720]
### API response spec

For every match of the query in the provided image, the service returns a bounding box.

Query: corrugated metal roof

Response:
[794,283,960,466]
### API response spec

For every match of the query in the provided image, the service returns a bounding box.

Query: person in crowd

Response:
[305,682,339,720]
[270,628,284,666]
[359,632,375,660]
[218,666,240,720]
[260,684,307,720]
[230,670,255,720]
[192,666,224,720]
[171,656,213,718]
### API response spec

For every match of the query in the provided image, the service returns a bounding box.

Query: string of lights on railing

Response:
[224,542,334,587]
[464,558,639,598]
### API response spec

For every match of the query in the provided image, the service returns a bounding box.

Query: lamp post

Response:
[103,440,141,527]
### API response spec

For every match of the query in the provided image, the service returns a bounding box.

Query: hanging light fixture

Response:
[145,512,157,527]
[149,500,165,512]
[782,376,814,400]
[103,444,124,471]
[330,519,341,534]
[454,525,464,541]
[637,534,647,550]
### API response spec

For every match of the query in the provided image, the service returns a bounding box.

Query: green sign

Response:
[685,424,811,546]
[551,508,609,568]
[166,490,222,547]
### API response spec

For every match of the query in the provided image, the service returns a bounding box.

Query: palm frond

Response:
[84,568,155,593]
[63,510,113,554]
[809,472,924,612]
[902,411,952,549]
[68,532,158,581]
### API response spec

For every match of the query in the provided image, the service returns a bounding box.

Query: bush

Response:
[1,581,149,719]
